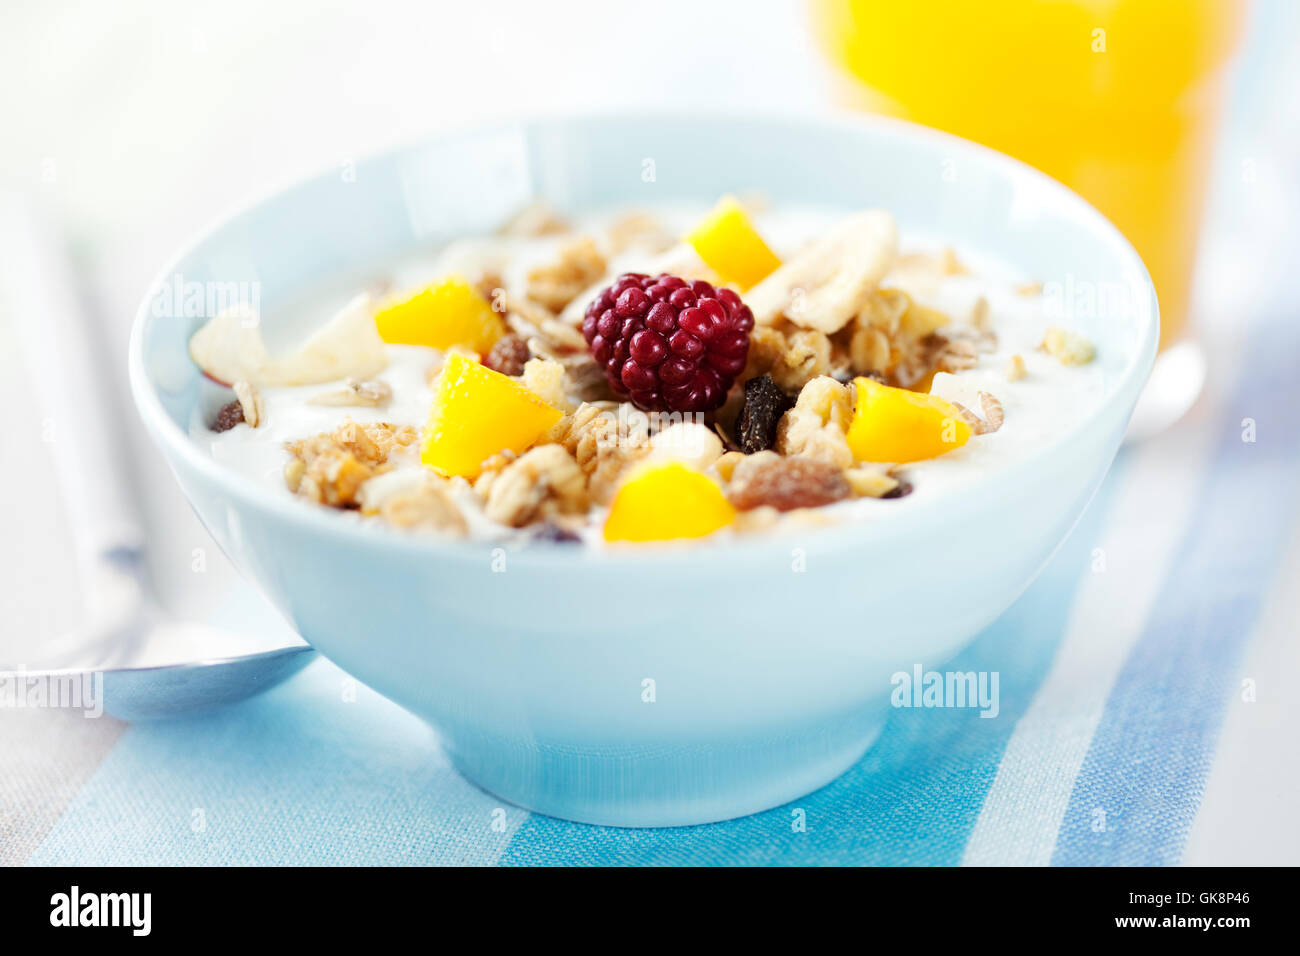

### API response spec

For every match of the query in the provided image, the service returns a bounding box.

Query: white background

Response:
[0,0,1296,864]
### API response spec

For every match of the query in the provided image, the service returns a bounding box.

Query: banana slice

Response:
[746,210,899,335]
[189,291,388,387]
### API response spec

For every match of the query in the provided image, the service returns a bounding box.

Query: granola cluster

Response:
[204,204,1101,545]
[525,238,607,314]
[283,420,419,507]
[742,285,995,397]
[477,444,587,527]
[548,402,651,504]
[359,469,467,534]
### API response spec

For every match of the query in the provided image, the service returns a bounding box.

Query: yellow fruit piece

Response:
[375,276,504,354]
[421,353,562,478]
[846,377,972,464]
[685,196,782,290]
[604,462,736,543]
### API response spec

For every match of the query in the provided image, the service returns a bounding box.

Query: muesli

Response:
[190,197,1104,546]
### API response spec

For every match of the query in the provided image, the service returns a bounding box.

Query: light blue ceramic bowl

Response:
[129,112,1157,827]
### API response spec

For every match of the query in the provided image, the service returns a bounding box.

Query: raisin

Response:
[532,521,582,544]
[882,477,914,499]
[729,456,850,512]
[734,374,795,454]
[483,334,531,376]
[211,399,245,432]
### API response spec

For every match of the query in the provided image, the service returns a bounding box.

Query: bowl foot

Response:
[445,711,886,828]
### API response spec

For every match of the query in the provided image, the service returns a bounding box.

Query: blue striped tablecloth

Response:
[3,282,1295,865]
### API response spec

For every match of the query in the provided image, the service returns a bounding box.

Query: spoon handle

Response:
[0,193,150,668]
[0,193,145,571]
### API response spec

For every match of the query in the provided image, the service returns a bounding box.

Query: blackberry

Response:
[581,273,753,413]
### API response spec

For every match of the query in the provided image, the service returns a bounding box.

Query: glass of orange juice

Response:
[812,0,1246,432]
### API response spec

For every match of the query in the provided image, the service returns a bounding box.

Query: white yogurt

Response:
[190,205,1110,545]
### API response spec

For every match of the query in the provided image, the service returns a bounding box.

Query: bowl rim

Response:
[128,107,1159,569]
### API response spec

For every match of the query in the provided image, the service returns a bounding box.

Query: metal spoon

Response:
[0,193,313,720]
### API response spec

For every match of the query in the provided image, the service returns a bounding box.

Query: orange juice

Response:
[812,0,1245,347]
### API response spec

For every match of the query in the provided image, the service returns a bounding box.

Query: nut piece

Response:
[1004,354,1027,381]
[845,464,899,498]
[728,454,851,512]
[306,378,393,408]
[1041,326,1095,365]
[646,422,724,471]
[233,381,264,428]
[481,444,587,527]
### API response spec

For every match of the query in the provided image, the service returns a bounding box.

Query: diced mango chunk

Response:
[421,353,562,478]
[685,196,781,290]
[375,276,504,354]
[604,462,736,543]
[846,377,972,463]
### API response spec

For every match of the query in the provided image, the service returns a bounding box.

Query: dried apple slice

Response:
[745,210,899,335]
[189,292,388,387]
